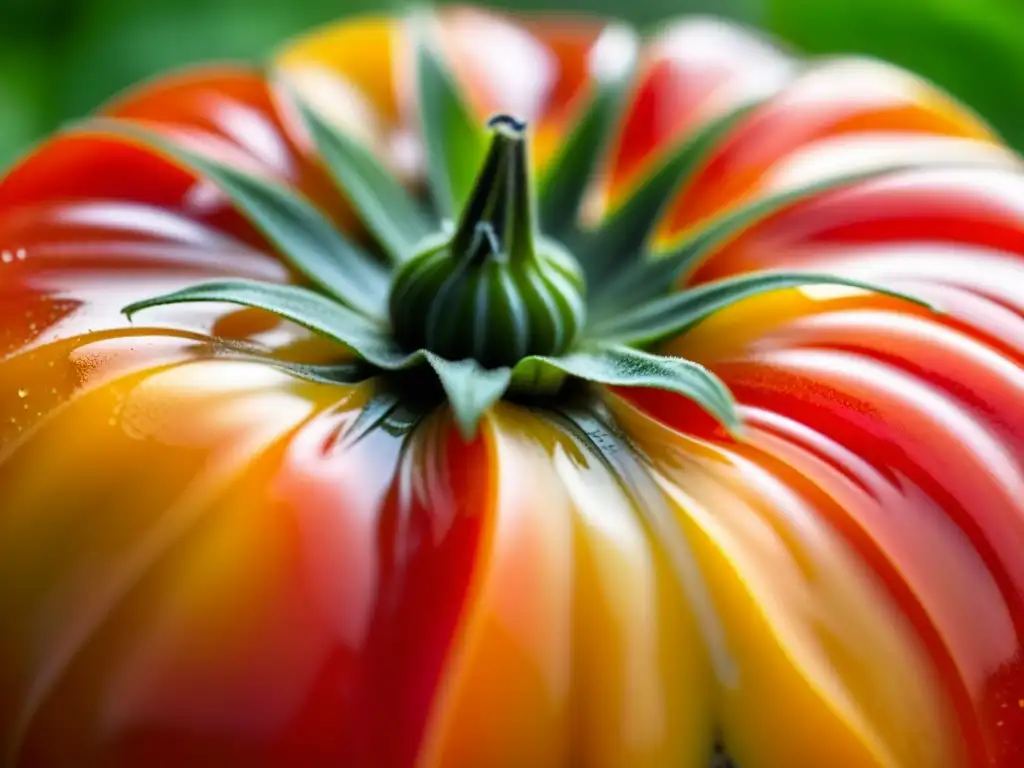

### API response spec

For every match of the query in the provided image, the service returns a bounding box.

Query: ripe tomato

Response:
[2,7,1023,767]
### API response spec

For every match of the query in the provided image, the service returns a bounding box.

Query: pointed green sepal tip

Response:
[425,353,511,441]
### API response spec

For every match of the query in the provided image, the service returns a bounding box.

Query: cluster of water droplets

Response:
[0,248,27,264]
[5,355,58,436]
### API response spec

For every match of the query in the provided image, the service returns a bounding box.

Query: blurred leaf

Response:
[0,0,81,38]
[485,0,759,26]
[59,0,367,120]
[0,46,53,171]
[767,0,1024,151]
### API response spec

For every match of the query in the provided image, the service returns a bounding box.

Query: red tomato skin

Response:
[3,8,1024,767]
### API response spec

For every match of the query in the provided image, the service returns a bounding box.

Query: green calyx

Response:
[110,8,940,440]
[390,115,586,369]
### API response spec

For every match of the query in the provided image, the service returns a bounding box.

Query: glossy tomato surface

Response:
[2,7,1024,767]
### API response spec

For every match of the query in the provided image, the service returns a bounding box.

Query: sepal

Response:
[411,9,489,220]
[576,106,754,290]
[591,270,935,347]
[291,93,434,264]
[513,344,741,433]
[589,165,925,319]
[84,119,391,320]
[538,23,639,239]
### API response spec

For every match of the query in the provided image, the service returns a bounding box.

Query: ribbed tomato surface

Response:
[2,7,1023,767]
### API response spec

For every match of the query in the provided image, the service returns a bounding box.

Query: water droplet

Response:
[17,388,28,398]
[0,251,11,264]
[16,248,26,261]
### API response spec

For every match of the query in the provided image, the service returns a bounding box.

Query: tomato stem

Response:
[388,114,587,369]
[451,114,536,268]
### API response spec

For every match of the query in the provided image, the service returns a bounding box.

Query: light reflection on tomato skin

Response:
[3,6,1024,767]
[1,381,489,766]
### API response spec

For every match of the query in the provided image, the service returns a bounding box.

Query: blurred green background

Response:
[4,0,1024,169]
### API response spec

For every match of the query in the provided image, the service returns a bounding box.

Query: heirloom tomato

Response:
[2,6,1024,768]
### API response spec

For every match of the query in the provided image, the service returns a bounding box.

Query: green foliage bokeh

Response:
[769,0,1024,151]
